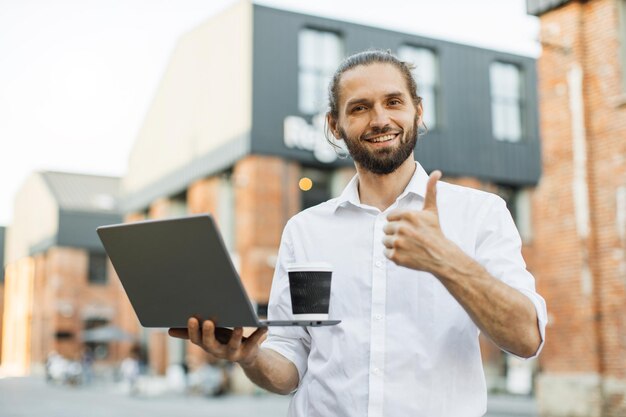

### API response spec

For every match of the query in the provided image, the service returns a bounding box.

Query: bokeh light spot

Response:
[299,177,313,191]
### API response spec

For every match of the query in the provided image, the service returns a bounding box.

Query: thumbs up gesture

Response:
[383,170,452,275]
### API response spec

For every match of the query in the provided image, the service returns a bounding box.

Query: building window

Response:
[300,167,333,210]
[496,186,533,243]
[88,252,107,284]
[256,303,268,319]
[218,172,235,252]
[490,62,524,142]
[168,191,188,217]
[298,28,343,114]
[84,318,110,359]
[398,45,439,129]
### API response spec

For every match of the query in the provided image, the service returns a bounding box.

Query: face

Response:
[329,63,422,175]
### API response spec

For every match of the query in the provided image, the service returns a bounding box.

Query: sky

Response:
[0,0,540,226]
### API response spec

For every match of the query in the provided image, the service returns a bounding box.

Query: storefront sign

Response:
[283,114,347,163]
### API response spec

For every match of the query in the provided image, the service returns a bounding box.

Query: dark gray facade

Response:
[0,226,5,283]
[29,211,122,256]
[526,0,572,16]
[251,5,541,185]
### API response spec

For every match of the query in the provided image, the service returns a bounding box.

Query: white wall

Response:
[124,0,253,196]
[5,173,58,264]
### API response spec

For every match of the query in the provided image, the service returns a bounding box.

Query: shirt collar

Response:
[334,161,430,211]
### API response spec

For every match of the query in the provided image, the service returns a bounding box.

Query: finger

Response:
[202,320,224,353]
[423,170,442,212]
[168,328,190,340]
[383,221,398,235]
[227,327,244,352]
[383,247,394,259]
[386,209,408,222]
[382,235,396,249]
[187,317,202,345]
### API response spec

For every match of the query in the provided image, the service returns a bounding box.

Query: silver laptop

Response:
[96,214,340,332]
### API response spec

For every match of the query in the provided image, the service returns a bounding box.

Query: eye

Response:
[388,98,402,106]
[351,105,367,113]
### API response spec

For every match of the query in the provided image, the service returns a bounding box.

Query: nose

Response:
[369,103,391,130]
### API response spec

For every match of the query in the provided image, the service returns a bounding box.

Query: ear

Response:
[415,100,424,126]
[327,113,342,140]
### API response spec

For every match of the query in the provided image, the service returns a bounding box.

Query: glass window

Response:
[490,62,524,142]
[496,185,533,243]
[298,29,343,114]
[300,167,332,210]
[168,191,188,217]
[88,252,107,284]
[398,45,438,129]
[84,318,110,359]
[218,172,235,252]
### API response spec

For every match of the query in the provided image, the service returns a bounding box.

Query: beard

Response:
[339,119,418,175]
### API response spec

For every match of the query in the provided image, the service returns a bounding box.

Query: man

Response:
[170,50,547,416]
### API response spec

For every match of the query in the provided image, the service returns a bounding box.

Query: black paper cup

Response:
[287,262,333,320]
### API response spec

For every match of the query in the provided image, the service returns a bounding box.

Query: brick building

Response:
[120,0,545,392]
[527,0,626,416]
[1,172,124,376]
[0,226,5,360]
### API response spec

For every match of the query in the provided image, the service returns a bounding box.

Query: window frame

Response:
[489,61,526,143]
[397,44,440,130]
[297,27,344,115]
[87,251,108,285]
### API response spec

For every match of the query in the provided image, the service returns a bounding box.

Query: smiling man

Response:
[170,50,547,416]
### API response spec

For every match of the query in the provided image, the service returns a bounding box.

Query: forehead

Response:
[338,62,410,106]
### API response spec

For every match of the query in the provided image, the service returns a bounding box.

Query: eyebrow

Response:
[345,91,406,109]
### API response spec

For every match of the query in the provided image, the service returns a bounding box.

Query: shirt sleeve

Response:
[474,194,547,360]
[261,220,311,383]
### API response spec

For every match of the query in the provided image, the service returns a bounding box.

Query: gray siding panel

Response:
[252,5,541,185]
[57,210,123,252]
[527,0,572,16]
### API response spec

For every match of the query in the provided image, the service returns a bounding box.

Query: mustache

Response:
[361,126,402,140]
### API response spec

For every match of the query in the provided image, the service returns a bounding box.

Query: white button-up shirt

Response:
[262,162,547,417]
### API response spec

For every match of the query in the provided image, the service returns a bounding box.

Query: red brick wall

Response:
[15,247,125,370]
[188,177,221,215]
[534,0,626,415]
[234,155,300,303]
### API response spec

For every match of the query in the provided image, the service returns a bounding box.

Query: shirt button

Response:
[373,367,382,375]
[374,314,383,321]
[375,260,383,268]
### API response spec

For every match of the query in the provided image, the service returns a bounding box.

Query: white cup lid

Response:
[286,262,333,272]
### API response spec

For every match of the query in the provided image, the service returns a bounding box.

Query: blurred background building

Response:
[1,172,124,375]
[527,0,626,416]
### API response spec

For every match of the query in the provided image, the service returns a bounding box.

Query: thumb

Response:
[423,170,442,212]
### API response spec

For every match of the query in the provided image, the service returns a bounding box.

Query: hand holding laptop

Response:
[169,317,267,366]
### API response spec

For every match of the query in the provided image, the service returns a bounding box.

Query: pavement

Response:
[0,376,538,417]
